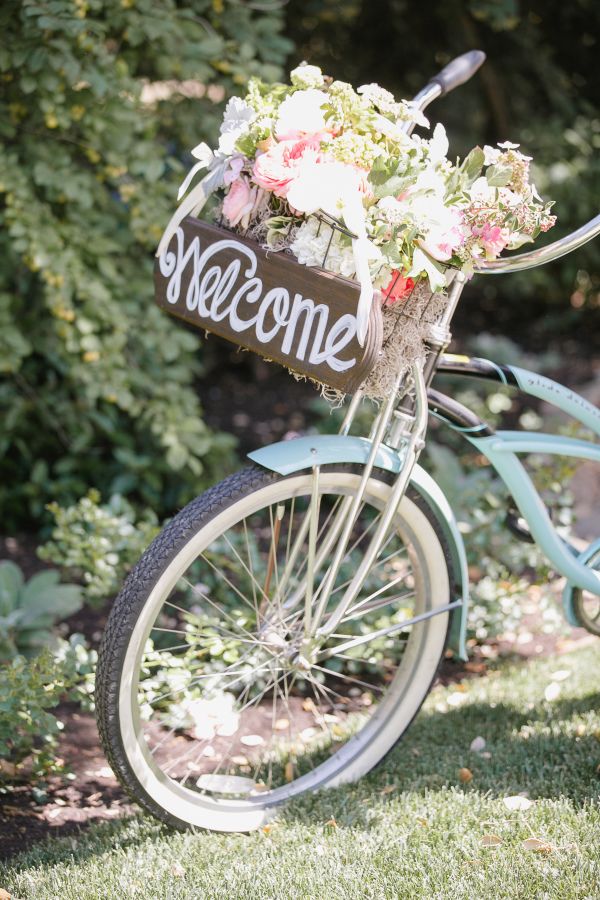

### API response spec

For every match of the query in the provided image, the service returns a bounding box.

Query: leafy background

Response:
[1,0,598,531]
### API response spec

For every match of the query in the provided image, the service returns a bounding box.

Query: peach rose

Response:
[252,135,324,198]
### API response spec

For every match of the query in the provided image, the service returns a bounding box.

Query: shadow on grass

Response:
[4,681,599,872]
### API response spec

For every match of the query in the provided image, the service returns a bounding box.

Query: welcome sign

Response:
[154,218,383,394]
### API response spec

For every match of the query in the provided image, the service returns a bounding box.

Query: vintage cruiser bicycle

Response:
[96,52,600,832]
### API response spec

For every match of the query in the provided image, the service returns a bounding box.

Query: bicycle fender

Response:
[248,436,470,660]
[562,537,600,627]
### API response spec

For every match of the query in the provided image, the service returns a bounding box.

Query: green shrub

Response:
[0,560,83,660]
[39,489,160,605]
[0,0,292,528]
[0,647,81,782]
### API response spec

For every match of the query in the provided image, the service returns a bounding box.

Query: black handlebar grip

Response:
[430,50,486,95]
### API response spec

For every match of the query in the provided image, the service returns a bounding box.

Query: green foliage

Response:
[0,1,292,528]
[0,646,80,782]
[39,489,160,605]
[0,560,83,660]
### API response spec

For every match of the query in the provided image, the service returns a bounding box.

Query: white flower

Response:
[357,82,398,114]
[275,89,327,139]
[290,63,325,89]
[286,160,361,219]
[372,114,409,144]
[498,140,520,150]
[218,96,255,155]
[403,101,430,129]
[377,196,405,224]
[290,219,356,277]
[483,144,502,166]
[470,175,496,202]
[408,247,447,291]
[428,123,449,166]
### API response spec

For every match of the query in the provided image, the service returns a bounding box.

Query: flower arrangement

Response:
[157,63,556,346]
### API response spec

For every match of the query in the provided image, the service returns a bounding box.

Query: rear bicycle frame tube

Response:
[433,355,600,594]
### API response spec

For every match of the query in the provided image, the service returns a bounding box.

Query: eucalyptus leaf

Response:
[486,163,514,187]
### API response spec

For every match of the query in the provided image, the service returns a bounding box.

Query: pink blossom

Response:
[252,135,324,198]
[223,156,244,186]
[471,223,510,257]
[418,213,466,262]
[222,176,255,227]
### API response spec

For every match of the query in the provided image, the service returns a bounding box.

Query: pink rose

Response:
[222,176,255,227]
[252,135,324,198]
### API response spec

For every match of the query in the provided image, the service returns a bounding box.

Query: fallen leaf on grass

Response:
[241,734,264,747]
[503,795,533,811]
[447,692,468,708]
[458,767,473,783]
[522,837,554,853]
[544,682,561,702]
[481,834,503,847]
[380,784,396,795]
[171,863,185,878]
[464,661,487,674]
[470,736,486,752]
[415,817,428,827]
[550,669,571,681]
[325,818,338,830]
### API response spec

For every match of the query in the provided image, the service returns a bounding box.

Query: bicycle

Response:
[96,51,600,833]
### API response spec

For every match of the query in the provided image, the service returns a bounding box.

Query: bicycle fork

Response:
[261,275,466,651]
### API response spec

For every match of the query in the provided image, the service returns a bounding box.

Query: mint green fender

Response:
[248,436,469,660]
[562,538,600,627]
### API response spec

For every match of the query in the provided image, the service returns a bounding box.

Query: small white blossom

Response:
[483,144,502,166]
[358,83,399,115]
[290,63,325,89]
[290,218,356,277]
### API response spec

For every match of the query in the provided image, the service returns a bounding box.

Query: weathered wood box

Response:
[154,217,383,394]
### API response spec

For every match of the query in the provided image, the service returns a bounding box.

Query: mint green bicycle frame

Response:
[432,358,600,611]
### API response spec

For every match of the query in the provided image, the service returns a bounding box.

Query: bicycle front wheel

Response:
[97,464,453,832]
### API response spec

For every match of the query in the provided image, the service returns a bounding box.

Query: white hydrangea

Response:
[290,63,325,90]
[290,218,356,278]
[218,96,255,155]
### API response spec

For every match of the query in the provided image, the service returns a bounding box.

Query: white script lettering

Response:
[159,227,357,373]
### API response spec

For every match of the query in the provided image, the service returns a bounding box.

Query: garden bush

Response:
[39,489,159,606]
[0,637,96,783]
[0,0,292,529]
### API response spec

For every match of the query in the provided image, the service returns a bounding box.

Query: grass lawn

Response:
[2,642,600,899]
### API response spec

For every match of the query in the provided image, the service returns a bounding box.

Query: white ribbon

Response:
[156,161,227,259]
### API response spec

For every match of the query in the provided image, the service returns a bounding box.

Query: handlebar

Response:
[430,50,487,96]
